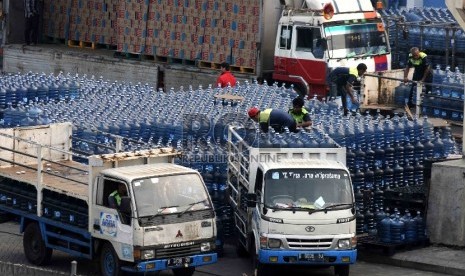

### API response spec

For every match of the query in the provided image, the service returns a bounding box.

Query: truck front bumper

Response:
[259,248,356,265]
[121,253,217,273]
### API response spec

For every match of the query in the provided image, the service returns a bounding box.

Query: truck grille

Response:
[156,243,200,259]
[286,238,333,249]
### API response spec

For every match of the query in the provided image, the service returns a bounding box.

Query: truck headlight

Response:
[201,242,211,252]
[268,238,282,248]
[141,249,155,260]
[338,239,351,249]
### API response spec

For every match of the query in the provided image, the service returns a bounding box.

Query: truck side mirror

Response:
[246,193,257,208]
[120,196,131,214]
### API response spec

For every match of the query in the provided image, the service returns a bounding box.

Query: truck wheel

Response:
[334,264,350,276]
[251,241,268,276]
[23,223,53,265]
[100,243,122,276]
[172,267,195,276]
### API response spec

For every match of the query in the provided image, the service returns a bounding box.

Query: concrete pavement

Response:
[0,219,463,275]
[359,243,465,276]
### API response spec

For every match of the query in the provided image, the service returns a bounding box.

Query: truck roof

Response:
[259,159,348,172]
[101,163,200,182]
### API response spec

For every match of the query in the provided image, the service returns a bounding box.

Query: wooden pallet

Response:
[198,61,255,74]
[68,40,97,49]
[198,60,218,69]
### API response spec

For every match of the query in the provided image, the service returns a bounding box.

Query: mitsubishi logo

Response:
[305,226,315,232]
[176,230,183,238]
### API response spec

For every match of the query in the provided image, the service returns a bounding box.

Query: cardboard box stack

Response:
[116,0,148,53]
[43,0,70,39]
[43,0,260,69]
[68,0,118,45]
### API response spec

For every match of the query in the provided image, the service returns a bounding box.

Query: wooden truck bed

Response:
[0,123,90,201]
[0,160,89,201]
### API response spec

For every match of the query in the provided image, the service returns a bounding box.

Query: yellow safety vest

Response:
[408,52,427,66]
[259,109,272,123]
[288,108,309,124]
[109,190,121,206]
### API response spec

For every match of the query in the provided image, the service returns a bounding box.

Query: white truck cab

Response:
[228,127,356,276]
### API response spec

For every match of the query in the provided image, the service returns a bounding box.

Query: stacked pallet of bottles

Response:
[42,0,259,68]
[422,65,464,121]
[393,65,465,122]
[116,0,148,53]
[43,0,70,39]
[381,7,463,70]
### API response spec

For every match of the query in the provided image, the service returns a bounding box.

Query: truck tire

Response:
[251,241,268,276]
[172,267,195,276]
[334,264,350,276]
[23,223,53,266]
[100,243,122,276]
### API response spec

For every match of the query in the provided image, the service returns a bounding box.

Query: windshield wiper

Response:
[147,205,180,218]
[178,199,208,217]
[320,203,354,212]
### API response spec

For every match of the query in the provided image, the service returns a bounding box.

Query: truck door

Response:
[274,25,293,75]
[92,177,134,261]
[290,26,327,93]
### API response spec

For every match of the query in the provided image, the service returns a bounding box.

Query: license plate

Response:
[299,253,324,262]
[167,257,191,267]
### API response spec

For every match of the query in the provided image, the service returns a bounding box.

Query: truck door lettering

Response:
[100,212,118,237]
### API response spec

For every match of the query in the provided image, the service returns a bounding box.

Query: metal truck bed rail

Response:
[0,123,90,200]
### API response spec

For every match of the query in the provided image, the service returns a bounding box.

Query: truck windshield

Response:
[132,173,211,217]
[324,21,389,59]
[264,169,353,210]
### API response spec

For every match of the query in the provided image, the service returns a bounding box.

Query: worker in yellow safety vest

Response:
[248,107,297,133]
[327,63,367,116]
[109,183,127,208]
[288,97,312,129]
[403,47,432,107]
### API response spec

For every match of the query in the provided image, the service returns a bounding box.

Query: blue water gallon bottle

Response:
[355,144,366,170]
[402,210,418,243]
[390,215,406,244]
[432,132,445,158]
[394,140,405,167]
[393,160,404,186]
[365,146,375,169]
[403,161,414,185]
[384,141,395,169]
[374,165,384,189]
[414,211,427,240]
[353,165,366,190]
[379,214,392,243]
[364,164,375,190]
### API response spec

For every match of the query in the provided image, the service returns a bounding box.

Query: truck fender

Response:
[288,75,310,96]
[93,238,106,257]
[249,230,259,256]
[20,217,40,234]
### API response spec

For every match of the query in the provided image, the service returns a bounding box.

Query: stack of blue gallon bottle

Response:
[0,71,460,241]
[420,65,464,121]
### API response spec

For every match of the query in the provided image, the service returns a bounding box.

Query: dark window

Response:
[296,27,313,51]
